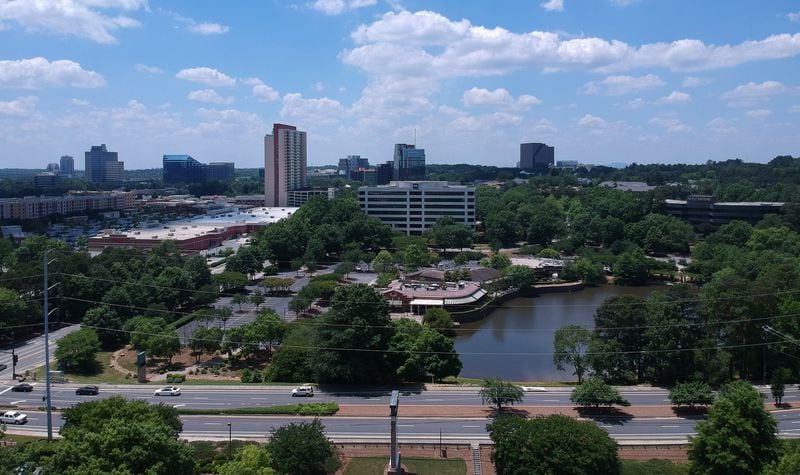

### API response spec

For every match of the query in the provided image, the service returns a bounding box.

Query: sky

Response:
[0,0,799,170]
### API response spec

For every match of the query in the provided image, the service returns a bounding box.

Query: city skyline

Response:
[0,1,799,169]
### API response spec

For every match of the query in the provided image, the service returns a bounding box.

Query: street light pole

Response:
[43,249,55,442]
[227,422,232,460]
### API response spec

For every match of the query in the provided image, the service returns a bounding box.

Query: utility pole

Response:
[43,249,56,442]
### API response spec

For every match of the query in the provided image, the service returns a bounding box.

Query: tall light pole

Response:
[43,248,57,442]
[227,422,232,460]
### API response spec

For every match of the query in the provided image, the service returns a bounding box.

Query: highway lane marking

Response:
[0,387,12,395]
[660,425,680,428]
[204,423,223,426]
[541,399,561,402]
[462,425,481,428]
[192,397,210,400]
[398,425,415,428]
[10,400,26,404]
[173,404,186,408]
[791,421,800,424]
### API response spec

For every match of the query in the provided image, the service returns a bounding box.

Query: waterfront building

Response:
[0,192,134,220]
[519,143,554,173]
[264,123,307,207]
[358,181,475,235]
[393,144,426,181]
[60,155,75,176]
[665,195,784,227]
[85,144,123,184]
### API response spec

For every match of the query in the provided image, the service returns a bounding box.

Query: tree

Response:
[488,414,619,475]
[268,419,340,475]
[81,306,125,350]
[370,250,395,274]
[416,327,462,381]
[590,295,648,383]
[689,380,779,474]
[403,244,429,271]
[250,289,266,310]
[612,246,651,285]
[770,367,791,405]
[505,265,536,289]
[214,271,248,292]
[218,444,275,475]
[189,326,223,362]
[312,285,395,383]
[480,378,524,412]
[217,306,233,331]
[423,307,457,338]
[560,258,606,285]
[552,324,592,383]
[570,377,630,407]
[481,253,511,270]
[668,381,715,407]
[48,396,194,474]
[54,328,101,374]
[149,330,181,365]
[231,293,248,312]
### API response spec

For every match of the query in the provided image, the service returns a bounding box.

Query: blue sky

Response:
[0,0,799,170]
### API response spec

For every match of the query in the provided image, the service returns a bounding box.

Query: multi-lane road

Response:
[3,383,800,442]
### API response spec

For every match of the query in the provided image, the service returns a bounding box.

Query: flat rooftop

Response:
[92,206,298,241]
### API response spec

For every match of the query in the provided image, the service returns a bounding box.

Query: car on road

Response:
[75,385,99,396]
[154,386,181,396]
[11,383,33,392]
[291,385,314,397]
[0,411,27,425]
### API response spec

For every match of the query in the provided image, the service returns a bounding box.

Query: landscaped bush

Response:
[165,373,186,383]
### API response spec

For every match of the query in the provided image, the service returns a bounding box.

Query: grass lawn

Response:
[622,459,689,475]
[342,457,466,475]
[35,351,136,385]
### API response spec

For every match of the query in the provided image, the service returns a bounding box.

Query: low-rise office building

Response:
[286,188,335,207]
[358,181,476,235]
[0,192,134,220]
[665,195,784,227]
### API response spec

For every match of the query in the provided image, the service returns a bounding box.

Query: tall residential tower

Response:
[85,144,123,184]
[264,123,307,207]
[59,155,75,176]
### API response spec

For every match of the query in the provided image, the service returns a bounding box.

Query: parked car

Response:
[75,385,99,396]
[0,411,27,425]
[154,386,181,396]
[11,383,33,392]
[291,386,314,397]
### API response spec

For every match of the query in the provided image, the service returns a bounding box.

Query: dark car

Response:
[11,383,33,392]
[75,385,99,396]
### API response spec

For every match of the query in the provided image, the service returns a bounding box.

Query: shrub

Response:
[165,374,186,384]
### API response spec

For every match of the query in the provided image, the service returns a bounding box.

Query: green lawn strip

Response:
[32,352,134,385]
[177,402,339,416]
[621,459,689,475]
[343,457,466,475]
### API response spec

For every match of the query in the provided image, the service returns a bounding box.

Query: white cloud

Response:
[791,105,800,113]
[188,22,229,35]
[706,117,737,135]
[746,109,773,120]
[721,80,788,99]
[0,96,38,117]
[624,97,646,109]
[461,87,541,109]
[578,114,607,127]
[655,91,691,105]
[135,63,162,75]
[650,117,692,132]
[344,10,800,78]
[582,74,665,95]
[175,67,236,87]
[541,0,564,12]
[314,82,325,92]
[0,57,105,89]
[0,0,146,44]
[70,98,90,106]
[243,78,279,101]
[788,12,800,22]
[313,0,377,15]
[187,89,234,105]
[682,76,711,87]
[281,93,346,126]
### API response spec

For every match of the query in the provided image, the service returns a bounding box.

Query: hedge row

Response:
[176,402,339,416]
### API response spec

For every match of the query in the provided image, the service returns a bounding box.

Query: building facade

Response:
[205,162,235,182]
[519,143,554,173]
[358,181,476,235]
[163,155,206,184]
[0,192,134,220]
[264,123,307,207]
[59,155,75,176]
[46,163,60,173]
[665,195,784,227]
[392,144,426,181]
[337,155,370,177]
[286,188,336,207]
[34,173,62,188]
[85,144,124,184]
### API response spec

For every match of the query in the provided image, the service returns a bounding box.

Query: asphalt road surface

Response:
[0,325,80,379]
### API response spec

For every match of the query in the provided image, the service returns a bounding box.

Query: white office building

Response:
[358,181,476,235]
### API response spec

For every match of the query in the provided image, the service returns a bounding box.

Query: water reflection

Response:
[454,285,664,381]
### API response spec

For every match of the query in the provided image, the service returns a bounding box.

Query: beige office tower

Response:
[264,123,307,207]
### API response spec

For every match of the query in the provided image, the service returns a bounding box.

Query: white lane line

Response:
[462,425,481,428]
[10,400,26,405]
[661,425,680,428]
[204,422,223,426]
[192,397,210,400]
[249,397,269,400]
[0,387,13,395]
[398,425,415,428]
[173,404,186,408]
[541,399,561,402]
[791,421,800,424]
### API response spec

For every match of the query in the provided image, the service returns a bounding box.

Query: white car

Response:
[291,386,314,397]
[1,410,28,425]
[154,386,181,396]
